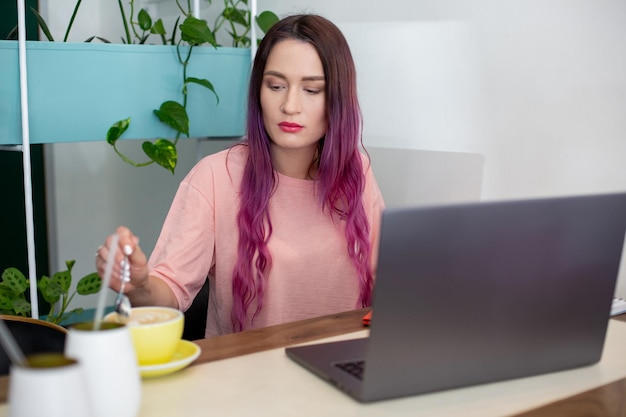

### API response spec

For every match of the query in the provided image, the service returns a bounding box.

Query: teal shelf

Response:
[0,41,251,145]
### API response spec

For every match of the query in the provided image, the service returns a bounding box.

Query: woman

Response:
[96,14,384,336]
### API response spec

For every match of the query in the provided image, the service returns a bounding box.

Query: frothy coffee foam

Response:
[127,308,179,326]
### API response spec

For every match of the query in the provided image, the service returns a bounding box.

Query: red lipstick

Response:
[278,121,303,133]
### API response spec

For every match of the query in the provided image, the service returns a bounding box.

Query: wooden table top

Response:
[1,309,625,414]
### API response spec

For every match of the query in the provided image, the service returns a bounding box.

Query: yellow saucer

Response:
[139,340,201,378]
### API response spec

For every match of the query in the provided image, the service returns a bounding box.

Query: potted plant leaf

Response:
[0,0,278,173]
[0,260,101,325]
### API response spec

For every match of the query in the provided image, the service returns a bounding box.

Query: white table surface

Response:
[2,320,626,417]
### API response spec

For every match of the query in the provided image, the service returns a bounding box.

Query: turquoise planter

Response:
[0,41,251,145]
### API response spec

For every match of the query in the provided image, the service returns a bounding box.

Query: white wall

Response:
[41,0,626,307]
[39,0,124,42]
[265,0,626,200]
[262,0,626,296]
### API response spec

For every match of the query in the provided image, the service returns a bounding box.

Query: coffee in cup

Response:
[105,306,184,366]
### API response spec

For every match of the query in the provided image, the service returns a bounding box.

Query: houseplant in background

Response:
[0,260,101,325]
[1,0,278,173]
[100,0,279,173]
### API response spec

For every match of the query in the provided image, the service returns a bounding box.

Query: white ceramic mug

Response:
[64,322,142,417]
[9,354,91,417]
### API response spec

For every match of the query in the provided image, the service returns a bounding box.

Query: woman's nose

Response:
[281,90,301,114]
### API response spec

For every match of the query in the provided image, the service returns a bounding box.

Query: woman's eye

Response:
[305,88,322,94]
[265,81,284,91]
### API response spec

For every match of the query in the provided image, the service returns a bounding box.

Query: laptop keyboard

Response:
[334,360,365,380]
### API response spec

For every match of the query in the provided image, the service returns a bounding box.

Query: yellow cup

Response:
[105,306,184,366]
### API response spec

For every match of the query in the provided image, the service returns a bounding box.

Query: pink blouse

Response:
[149,145,384,337]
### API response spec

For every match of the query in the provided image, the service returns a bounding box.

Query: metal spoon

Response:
[114,256,132,321]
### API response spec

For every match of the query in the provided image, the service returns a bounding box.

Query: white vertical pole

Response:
[16,0,39,318]
[192,0,200,157]
[192,0,200,18]
[250,0,257,61]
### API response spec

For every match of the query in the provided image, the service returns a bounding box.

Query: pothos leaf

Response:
[180,16,216,46]
[222,7,248,27]
[106,118,131,145]
[151,18,166,35]
[153,101,189,135]
[142,139,178,174]
[256,11,279,35]
[138,9,153,31]
[185,77,219,104]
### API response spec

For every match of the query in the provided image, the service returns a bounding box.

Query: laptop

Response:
[285,192,626,402]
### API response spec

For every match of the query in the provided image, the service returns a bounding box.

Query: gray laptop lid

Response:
[286,192,626,402]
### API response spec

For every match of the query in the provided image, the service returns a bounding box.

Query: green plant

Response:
[0,260,102,325]
[26,0,278,174]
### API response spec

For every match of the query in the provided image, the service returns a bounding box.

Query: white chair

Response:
[366,147,484,208]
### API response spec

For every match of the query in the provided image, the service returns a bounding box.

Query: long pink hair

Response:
[231,14,373,331]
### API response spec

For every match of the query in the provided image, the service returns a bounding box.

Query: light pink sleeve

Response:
[148,161,217,311]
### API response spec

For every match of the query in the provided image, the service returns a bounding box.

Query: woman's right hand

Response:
[95,226,149,295]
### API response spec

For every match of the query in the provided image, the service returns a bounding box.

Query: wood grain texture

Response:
[191,308,371,364]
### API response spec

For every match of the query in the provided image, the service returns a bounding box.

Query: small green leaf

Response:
[151,18,166,35]
[0,286,18,311]
[180,16,216,46]
[76,273,102,295]
[37,275,50,295]
[256,11,279,34]
[44,287,63,304]
[56,307,85,325]
[12,298,31,316]
[153,101,189,135]
[138,9,153,31]
[39,276,62,304]
[222,7,248,27]
[65,260,76,271]
[185,77,219,104]
[1,267,29,294]
[142,139,178,174]
[107,117,130,145]
[70,307,85,316]
[52,270,72,293]
[106,118,131,145]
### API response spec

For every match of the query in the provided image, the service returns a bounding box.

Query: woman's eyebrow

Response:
[264,70,325,82]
